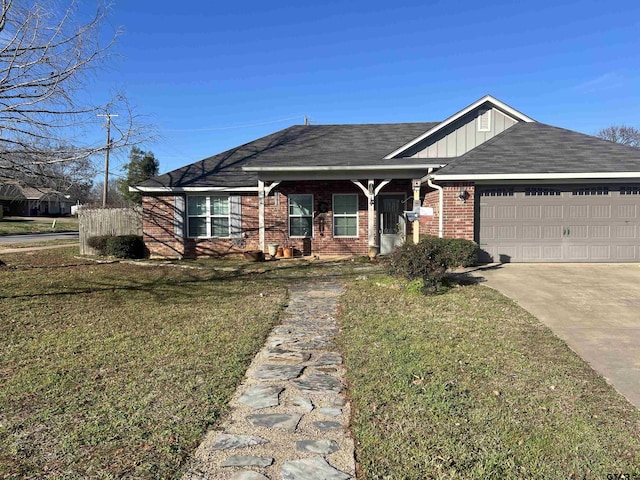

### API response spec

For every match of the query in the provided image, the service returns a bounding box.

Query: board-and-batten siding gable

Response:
[406,107,519,159]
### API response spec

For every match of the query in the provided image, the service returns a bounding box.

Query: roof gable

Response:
[385,95,535,159]
[435,122,640,177]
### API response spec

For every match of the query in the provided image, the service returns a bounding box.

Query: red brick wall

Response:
[142,196,185,257]
[266,180,385,256]
[142,180,413,258]
[421,182,475,240]
[142,194,260,258]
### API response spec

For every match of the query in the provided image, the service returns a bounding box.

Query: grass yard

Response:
[339,277,640,479]
[0,217,79,235]
[0,247,288,478]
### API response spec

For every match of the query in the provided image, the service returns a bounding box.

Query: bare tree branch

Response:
[0,0,153,182]
[596,125,640,148]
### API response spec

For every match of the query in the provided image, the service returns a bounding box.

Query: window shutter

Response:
[174,195,185,238]
[229,195,242,238]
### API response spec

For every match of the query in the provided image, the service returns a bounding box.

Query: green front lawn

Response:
[339,277,640,479]
[0,217,79,235]
[3,247,640,479]
[0,247,288,478]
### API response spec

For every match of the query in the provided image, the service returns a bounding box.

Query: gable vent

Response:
[478,109,491,132]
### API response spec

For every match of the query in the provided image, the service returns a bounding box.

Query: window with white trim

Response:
[289,194,313,237]
[187,195,230,238]
[333,194,358,237]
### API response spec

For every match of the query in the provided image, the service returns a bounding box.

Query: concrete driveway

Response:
[474,263,640,408]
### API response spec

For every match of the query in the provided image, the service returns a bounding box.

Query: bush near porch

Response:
[385,236,479,292]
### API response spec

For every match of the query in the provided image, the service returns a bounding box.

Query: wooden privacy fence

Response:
[79,207,142,255]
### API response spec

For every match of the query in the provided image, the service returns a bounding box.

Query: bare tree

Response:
[0,0,149,179]
[596,125,640,148]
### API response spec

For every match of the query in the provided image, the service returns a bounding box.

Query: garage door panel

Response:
[566,225,588,239]
[521,245,541,260]
[542,225,563,239]
[543,245,563,260]
[617,245,636,260]
[590,225,610,238]
[496,225,516,239]
[479,225,494,239]
[567,244,589,260]
[496,205,516,219]
[617,204,637,218]
[569,205,589,218]
[478,184,640,262]
[614,225,636,239]
[481,205,495,219]
[591,205,611,218]
[590,245,611,260]
[521,225,541,239]
[519,205,541,219]
[542,205,563,218]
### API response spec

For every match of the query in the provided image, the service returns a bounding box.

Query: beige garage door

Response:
[478,185,640,262]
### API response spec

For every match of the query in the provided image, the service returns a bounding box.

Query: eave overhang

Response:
[433,172,640,181]
[130,186,259,193]
[242,163,445,172]
[242,163,447,182]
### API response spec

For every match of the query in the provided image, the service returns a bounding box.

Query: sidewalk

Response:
[0,243,76,254]
[183,281,355,480]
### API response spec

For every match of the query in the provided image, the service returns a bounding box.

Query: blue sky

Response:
[93,0,640,175]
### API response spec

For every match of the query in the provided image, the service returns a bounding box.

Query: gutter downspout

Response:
[426,168,444,238]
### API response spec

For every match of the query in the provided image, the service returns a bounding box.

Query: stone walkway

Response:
[183,281,355,480]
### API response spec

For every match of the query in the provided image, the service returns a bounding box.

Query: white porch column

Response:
[258,180,281,252]
[412,179,421,244]
[351,179,391,252]
[258,180,265,251]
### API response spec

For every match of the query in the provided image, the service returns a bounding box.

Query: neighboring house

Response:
[0,180,72,216]
[134,95,640,262]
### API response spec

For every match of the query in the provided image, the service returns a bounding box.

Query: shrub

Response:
[386,236,479,293]
[87,235,146,259]
[87,235,113,255]
[105,235,147,259]
[385,239,448,292]
[425,236,479,268]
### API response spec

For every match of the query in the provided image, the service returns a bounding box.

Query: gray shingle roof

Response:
[139,123,438,188]
[437,122,640,175]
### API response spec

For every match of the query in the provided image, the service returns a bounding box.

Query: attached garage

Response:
[477,184,640,262]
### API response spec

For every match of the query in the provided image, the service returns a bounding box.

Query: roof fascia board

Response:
[254,169,438,182]
[130,186,259,193]
[384,95,536,159]
[433,172,640,181]
[242,163,445,172]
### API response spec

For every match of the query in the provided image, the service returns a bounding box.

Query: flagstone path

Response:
[183,281,355,480]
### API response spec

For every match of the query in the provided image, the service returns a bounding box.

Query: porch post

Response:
[258,180,280,252]
[412,179,421,244]
[258,180,265,252]
[351,179,391,254]
[367,179,376,249]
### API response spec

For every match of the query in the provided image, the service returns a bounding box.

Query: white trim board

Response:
[433,172,640,181]
[130,186,259,193]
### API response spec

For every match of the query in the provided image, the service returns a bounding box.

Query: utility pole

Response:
[97,113,118,207]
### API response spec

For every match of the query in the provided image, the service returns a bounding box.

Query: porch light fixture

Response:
[458,187,469,202]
